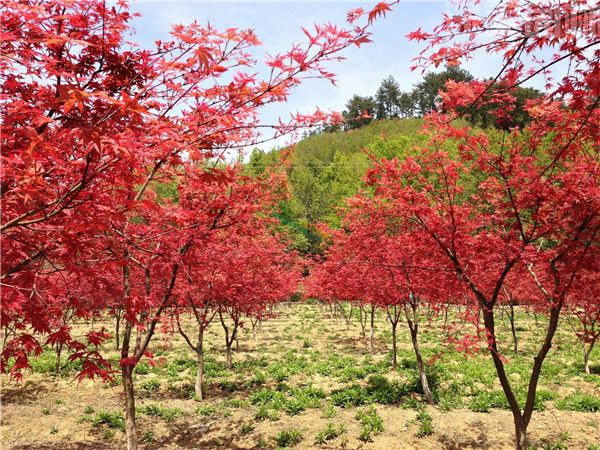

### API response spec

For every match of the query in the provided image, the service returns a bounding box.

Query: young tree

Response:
[396,2,600,445]
[361,105,599,447]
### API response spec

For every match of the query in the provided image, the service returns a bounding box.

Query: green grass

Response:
[240,423,255,435]
[556,392,600,412]
[196,405,218,416]
[274,428,303,448]
[416,409,434,437]
[321,404,337,418]
[314,423,346,445]
[356,406,384,442]
[85,410,125,431]
[140,378,160,392]
[137,404,182,421]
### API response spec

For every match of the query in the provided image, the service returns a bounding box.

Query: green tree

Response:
[412,65,474,115]
[375,76,401,119]
[343,94,377,129]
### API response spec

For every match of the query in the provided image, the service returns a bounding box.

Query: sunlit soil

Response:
[2,303,599,449]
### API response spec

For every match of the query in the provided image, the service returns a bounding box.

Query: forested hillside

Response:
[246,118,426,253]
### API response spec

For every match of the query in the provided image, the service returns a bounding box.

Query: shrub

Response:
[321,404,337,418]
[141,431,155,444]
[218,379,239,392]
[250,388,286,409]
[366,375,407,404]
[254,405,279,421]
[196,405,218,416]
[140,378,160,392]
[468,391,508,412]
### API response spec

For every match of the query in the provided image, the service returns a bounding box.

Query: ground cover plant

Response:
[2,303,600,449]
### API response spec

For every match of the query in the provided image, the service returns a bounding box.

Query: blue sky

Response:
[127,1,506,149]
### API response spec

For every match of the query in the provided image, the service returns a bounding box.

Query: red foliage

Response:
[1,0,389,380]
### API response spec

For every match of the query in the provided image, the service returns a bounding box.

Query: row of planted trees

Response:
[2,1,599,450]
[306,101,600,448]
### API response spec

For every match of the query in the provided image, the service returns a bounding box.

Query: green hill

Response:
[248,118,426,253]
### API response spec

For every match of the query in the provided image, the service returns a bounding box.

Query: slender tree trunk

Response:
[122,364,138,450]
[514,421,527,450]
[359,305,366,338]
[336,301,352,331]
[222,319,232,369]
[115,309,122,350]
[121,319,138,450]
[121,262,138,450]
[509,301,518,354]
[481,301,563,450]
[391,320,398,369]
[443,306,449,329]
[55,342,63,376]
[388,306,401,370]
[369,305,376,354]
[251,318,259,340]
[583,336,597,375]
[195,349,204,400]
[225,342,233,369]
[219,309,238,370]
[348,304,354,330]
[481,307,526,450]
[406,315,434,405]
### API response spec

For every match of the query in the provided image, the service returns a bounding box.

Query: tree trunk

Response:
[388,306,401,370]
[359,306,366,338]
[407,317,434,405]
[195,348,204,400]
[336,301,352,331]
[55,342,62,376]
[251,318,259,340]
[122,365,138,450]
[509,301,518,354]
[369,305,375,354]
[226,344,233,370]
[481,307,527,450]
[583,348,591,375]
[115,310,121,350]
[348,304,354,331]
[391,320,398,369]
[582,338,596,375]
[195,325,205,400]
[443,306,449,329]
[121,262,138,450]
[514,420,527,450]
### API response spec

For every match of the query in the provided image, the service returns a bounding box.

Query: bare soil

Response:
[2,303,599,449]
